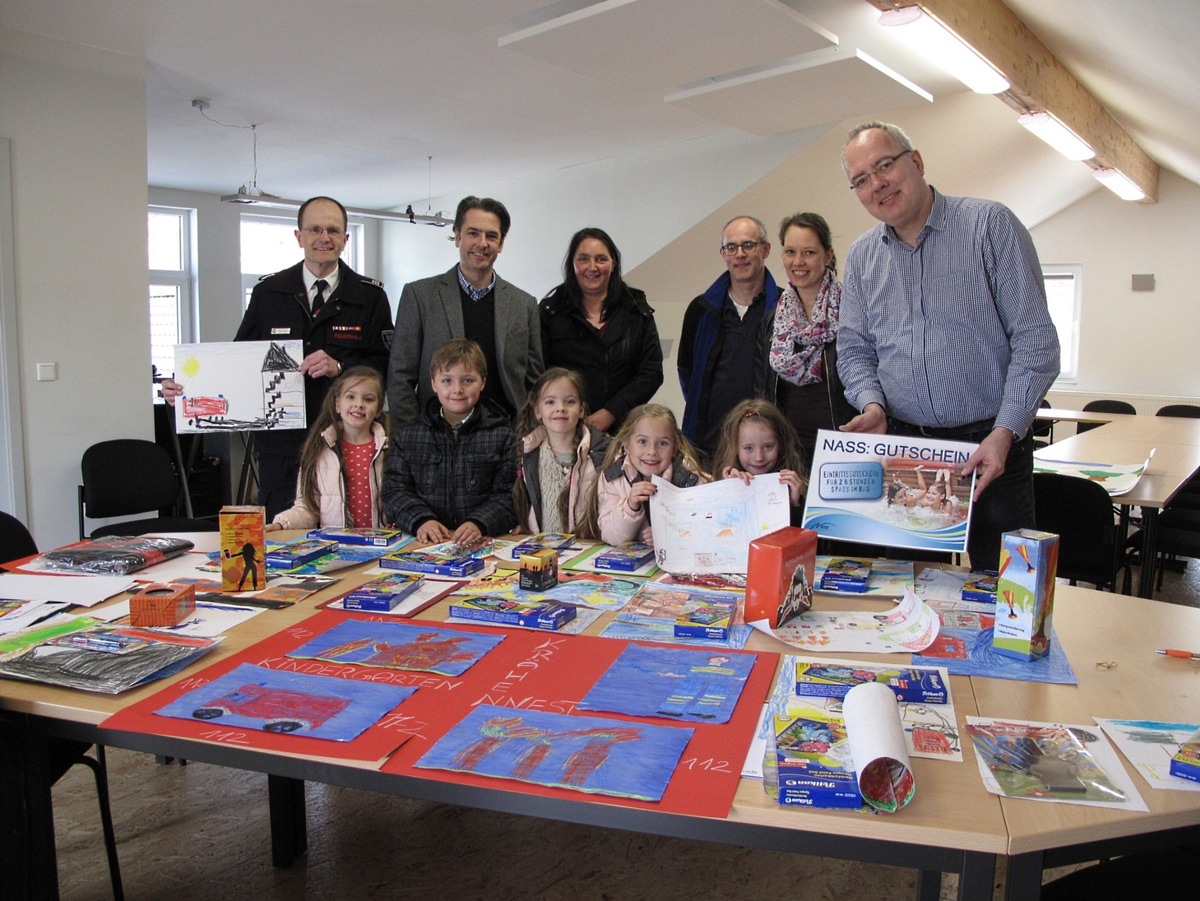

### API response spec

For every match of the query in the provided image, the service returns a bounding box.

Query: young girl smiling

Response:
[713,399,806,517]
[513,368,610,536]
[586,403,707,547]
[269,366,389,530]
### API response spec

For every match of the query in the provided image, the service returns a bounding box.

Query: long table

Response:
[3,550,1199,900]
[1038,415,1200,596]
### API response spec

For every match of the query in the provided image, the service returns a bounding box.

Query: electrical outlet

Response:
[36,363,57,381]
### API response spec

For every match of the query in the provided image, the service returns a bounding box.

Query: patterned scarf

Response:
[769,269,841,387]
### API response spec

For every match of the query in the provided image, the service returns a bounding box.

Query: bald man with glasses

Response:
[678,215,781,462]
[836,122,1059,570]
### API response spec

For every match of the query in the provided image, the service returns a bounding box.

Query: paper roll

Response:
[843,681,916,813]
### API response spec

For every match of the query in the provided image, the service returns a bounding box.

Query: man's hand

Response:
[962,428,1014,499]
[159,378,184,406]
[299,349,341,379]
[586,409,616,433]
[840,403,887,434]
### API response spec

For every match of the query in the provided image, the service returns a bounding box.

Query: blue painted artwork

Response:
[287,620,504,676]
[579,644,756,724]
[911,626,1077,685]
[154,662,414,741]
[416,704,693,801]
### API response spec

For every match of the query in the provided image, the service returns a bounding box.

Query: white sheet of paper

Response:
[650,475,789,574]
[0,573,134,606]
[174,340,306,434]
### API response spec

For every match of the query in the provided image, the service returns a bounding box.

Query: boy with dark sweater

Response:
[383,338,517,544]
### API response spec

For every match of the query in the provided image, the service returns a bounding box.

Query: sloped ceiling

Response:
[2,0,1197,218]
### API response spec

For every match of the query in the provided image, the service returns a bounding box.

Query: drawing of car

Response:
[182,395,228,417]
[191,682,349,733]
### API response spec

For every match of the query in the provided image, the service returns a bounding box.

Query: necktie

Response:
[312,279,328,315]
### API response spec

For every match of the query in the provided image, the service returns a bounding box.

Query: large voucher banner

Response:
[802,429,977,553]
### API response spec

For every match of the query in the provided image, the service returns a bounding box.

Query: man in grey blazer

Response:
[388,195,543,430]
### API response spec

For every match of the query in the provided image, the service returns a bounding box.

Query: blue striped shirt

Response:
[837,189,1060,438]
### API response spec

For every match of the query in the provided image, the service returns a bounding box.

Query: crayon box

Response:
[220,505,265,593]
[992,529,1059,661]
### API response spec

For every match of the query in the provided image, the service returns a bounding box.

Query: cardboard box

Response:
[265,538,338,569]
[449,596,576,630]
[129,582,196,627]
[744,527,817,629]
[1170,727,1200,784]
[961,570,999,603]
[794,662,947,704]
[342,573,425,612]
[220,505,265,592]
[593,542,655,572]
[519,547,558,591]
[774,709,862,809]
[993,529,1060,661]
[673,602,735,640]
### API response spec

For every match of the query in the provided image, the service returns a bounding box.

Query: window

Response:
[1043,264,1081,382]
[148,206,197,380]
[240,213,363,308]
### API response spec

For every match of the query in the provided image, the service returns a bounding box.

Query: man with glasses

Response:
[166,195,393,518]
[678,216,781,460]
[836,122,1059,570]
[388,195,541,431]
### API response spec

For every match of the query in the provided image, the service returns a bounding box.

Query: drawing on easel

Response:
[415,704,693,801]
[154,663,414,741]
[174,340,306,433]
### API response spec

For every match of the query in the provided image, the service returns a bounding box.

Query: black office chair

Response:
[78,439,218,539]
[1032,473,1126,591]
[1076,399,1136,434]
[0,511,124,899]
[1156,404,1200,418]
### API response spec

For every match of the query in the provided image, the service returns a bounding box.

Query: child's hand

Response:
[779,469,803,506]
[639,525,654,546]
[453,521,484,548]
[722,466,753,485]
[417,520,452,544]
[626,480,657,514]
[264,522,283,532]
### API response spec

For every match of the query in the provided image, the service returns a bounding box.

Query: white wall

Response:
[0,28,150,548]
[1030,167,1200,398]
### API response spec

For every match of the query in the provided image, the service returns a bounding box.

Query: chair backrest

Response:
[0,511,37,564]
[1077,399,1137,434]
[1156,404,1200,418]
[80,439,180,519]
[1032,472,1117,587]
[1031,399,1053,439]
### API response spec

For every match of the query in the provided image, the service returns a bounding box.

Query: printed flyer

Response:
[802,429,976,554]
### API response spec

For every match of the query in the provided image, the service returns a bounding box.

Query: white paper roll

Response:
[843,681,916,812]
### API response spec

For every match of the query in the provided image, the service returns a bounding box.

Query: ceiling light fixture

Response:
[1017,112,1094,161]
[878,7,1009,94]
[1092,168,1146,202]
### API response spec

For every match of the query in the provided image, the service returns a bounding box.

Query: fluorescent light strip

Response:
[1017,112,1094,161]
[1093,168,1146,201]
[219,191,452,226]
[878,7,1009,95]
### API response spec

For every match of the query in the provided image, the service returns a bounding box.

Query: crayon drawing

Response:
[154,663,414,741]
[579,644,755,724]
[286,620,503,676]
[174,340,306,433]
[415,704,692,801]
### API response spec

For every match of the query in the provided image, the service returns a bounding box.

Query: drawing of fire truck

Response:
[191,682,349,733]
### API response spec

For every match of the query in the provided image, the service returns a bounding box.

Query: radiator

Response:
[1046,391,1200,417]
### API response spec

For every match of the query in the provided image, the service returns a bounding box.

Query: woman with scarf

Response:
[758,212,854,456]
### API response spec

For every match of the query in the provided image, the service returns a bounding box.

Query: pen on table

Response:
[1156,648,1200,659]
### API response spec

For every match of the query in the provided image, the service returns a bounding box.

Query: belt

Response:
[889,417,995,441]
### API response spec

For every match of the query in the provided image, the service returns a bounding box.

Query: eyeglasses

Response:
[848,150,913,192]
[300,225,347,237]
[720,240,765,256]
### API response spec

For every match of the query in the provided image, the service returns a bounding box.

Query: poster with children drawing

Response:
[173,340,306,433]
[802,430,976,554]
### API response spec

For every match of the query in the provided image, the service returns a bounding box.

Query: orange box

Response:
[129,582,196,627]
[220,505,265,592]
[745,527,817,629]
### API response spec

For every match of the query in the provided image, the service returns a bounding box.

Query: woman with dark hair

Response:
[539,228,664,433]
[760,212,854,454]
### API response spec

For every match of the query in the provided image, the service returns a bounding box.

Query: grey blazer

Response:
[387,265,543,430]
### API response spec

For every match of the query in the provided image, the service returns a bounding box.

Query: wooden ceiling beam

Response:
[867,0,1159,201]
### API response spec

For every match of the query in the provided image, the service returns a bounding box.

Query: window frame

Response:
[1042,263,1082,384]
[148,205,198,380]
[239,212,365,310]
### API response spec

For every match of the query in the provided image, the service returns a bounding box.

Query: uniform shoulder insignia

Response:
[257,271,276,282]
[362,276,384,289]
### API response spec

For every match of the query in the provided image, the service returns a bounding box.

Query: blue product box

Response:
[342,573,425,611]
[449,596,576,631]
[265,538,339,569]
